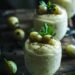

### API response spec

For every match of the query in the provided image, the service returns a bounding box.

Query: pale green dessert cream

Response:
[34,5,68,40]
[24,39,62,75]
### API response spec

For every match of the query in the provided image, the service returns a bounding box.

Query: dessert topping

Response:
[38,1,47,14]
[29,23,56,45]
[37,0,60,15]
[29,31,42,42]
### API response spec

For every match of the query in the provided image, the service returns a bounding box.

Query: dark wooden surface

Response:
[0,10,75,75]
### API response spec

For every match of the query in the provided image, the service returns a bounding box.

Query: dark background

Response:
[0,0,36,9]
[0,0,13,9]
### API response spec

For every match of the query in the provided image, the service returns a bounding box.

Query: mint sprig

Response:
[39,1,47,7]
[39,23,55,36]
[47,1,51,9]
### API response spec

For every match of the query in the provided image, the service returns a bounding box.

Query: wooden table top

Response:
[0,9,75,75]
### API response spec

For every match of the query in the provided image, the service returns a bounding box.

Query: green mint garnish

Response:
[39,23,55,36]
[47,1,51,9]
[39,1,47,7]
[47,1,56,14]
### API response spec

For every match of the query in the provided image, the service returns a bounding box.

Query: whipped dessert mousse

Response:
[24,31,62,75]
[49,0,75,18]
[34,1,68,40]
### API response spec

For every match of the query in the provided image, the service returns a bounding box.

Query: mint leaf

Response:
[44,23,48,34]
[47,1,51,9]
[39,1,47,7]
[48,24,55,35]
[39,23,55,36]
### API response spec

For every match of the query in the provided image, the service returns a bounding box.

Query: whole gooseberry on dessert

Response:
[42,34,52,44]
[29,31,42,42]
[47,4,60,14]
[48,39,56,45]
[37,1,47,14]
